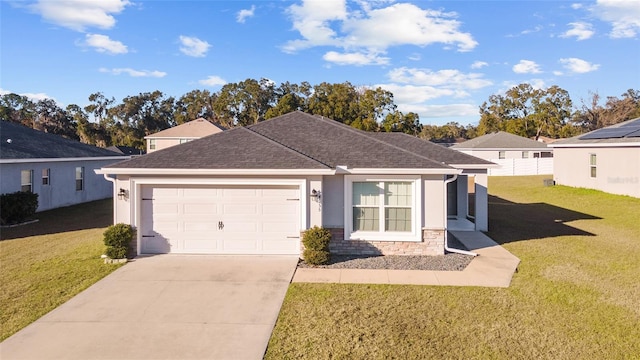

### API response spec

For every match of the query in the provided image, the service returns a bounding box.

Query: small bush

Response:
[302,226,332,265]
[103,223,134,259]
[105,246,128,259]
[303,249,330,266]
[302,226,332,251]
[0,191,38,225]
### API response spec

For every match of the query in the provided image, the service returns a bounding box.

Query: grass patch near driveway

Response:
[0,199,122,341]
[266,176,640,359]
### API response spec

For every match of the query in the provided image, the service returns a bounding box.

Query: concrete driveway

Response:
[1,255,299,360]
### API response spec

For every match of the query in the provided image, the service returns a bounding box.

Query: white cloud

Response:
[513,60,542,74]
[99,68,166,78]
[571,3,584,10]
[561,22,595,40]
[283,1,477,63]
[198,75,227,87]
[398,103,479,119]
[323,51,389,66]
[592,0,640,38]
[0,88,55,102]
[471,61,488,69]
[559,57,600,73]
[30,0,130,32]
[237,5,256,23]
[85,34,127,54]
[387,67,492,90]
[179,36,211,57]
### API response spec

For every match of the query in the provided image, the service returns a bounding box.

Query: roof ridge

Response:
[241,126,332,169]
[310,115,453,168]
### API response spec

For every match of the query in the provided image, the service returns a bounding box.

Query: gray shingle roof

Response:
[107,111,494,170]
[108,126,330,169]
[551,117,640,146]
[0,121,127,160]
[451,131,549,149]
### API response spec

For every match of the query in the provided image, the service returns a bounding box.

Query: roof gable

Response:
[1,121,127,160]
[451,131,548,150]
[145,118,225,139]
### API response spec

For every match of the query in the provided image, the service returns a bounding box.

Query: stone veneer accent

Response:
[301,227,445,256]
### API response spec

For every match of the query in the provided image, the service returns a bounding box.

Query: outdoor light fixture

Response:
[117,188,128,200]
[310,189,321,202]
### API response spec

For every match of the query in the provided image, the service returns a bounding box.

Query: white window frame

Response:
[42,168,50,186]
[21,170,33,192]
[149,139,156,150]
[344,175,422,242]
[590,153,597,178]
[179,138,192,144]
[75,166,84,191]
[498,151,506,159]
[522,151,529,159]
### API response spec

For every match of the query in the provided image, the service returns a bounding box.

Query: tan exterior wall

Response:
[553,146,640,198]
[147,139,186,153]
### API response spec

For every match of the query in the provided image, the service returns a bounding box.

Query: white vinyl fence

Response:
[488,158,553,176]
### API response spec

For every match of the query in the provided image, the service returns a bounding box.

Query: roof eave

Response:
[344,168,462,175]
[96,168,336,176]
[1,156,130,164]
[549,142,640,148]
[450,163,499,169]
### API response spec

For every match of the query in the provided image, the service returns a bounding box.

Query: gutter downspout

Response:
[102,173,117,224]
[444,174,478,257]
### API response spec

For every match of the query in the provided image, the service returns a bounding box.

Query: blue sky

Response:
[1,0,639,126]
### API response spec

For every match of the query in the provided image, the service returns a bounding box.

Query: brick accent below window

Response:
[301,227,445,256]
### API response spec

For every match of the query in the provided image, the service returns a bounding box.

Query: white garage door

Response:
[140,185,301,255]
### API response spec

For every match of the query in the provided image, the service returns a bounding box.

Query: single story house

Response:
[0,121,129,212]
[549,117,640,198]
[98,111,495,257]
[144,118,225,153]
[451,131,553,176]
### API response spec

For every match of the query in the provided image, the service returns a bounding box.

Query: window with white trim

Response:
[179,138,192,144]
[498,151,506,159]
[75,167,84,191]
[149,139,156,150]
[346,176,421,242]
[590,154,597,178]
[522,151,529,159]
[21,170,33,192]
[42,168,50,185]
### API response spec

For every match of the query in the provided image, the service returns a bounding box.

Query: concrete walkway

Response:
[292,231,520,287]
[0,255,299,360]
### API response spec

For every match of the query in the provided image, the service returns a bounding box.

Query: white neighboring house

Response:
[451,131,553,176]
[0,121,129,212]
[144,118,225,153]
[98,111,496,257]
[549,117,640,198]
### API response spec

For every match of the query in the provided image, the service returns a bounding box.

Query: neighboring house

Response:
[107,145,145,156]
[549,117,640,198]
[451,131,553,176]
[0,121,129,211]
[144,118,225,153]
[98,111,495,257]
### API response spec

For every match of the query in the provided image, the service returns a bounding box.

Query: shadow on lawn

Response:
[487,195,601,244]
[0,199,112,241]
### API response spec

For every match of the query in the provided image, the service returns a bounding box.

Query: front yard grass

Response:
[266,176,640,359]
[0,199,122,341]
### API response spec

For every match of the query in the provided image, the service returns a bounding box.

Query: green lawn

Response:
[0,199,123,341]
[266,176,640,359]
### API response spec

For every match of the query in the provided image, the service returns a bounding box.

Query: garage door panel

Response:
[141,185,300,255]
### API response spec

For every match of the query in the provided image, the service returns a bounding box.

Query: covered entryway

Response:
[140,185,301,255]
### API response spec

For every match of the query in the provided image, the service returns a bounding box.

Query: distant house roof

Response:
[451,131,549,150]
[144,118,225,139]
[107,146,145,156]
[550,117,640,147]
[0,121,127,160]
[105,111,493,172]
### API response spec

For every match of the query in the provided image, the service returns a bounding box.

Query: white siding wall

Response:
[553,146,640,198]
[1,159,121,211]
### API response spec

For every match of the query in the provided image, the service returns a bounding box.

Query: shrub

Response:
[302,226,332,251]
[105,246,128,259]
[303,249,330,266]
[103,223,134,259]
[0,191,38,225]
[302,226,332,265]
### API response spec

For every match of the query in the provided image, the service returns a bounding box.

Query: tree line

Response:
[1,79,638,149]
